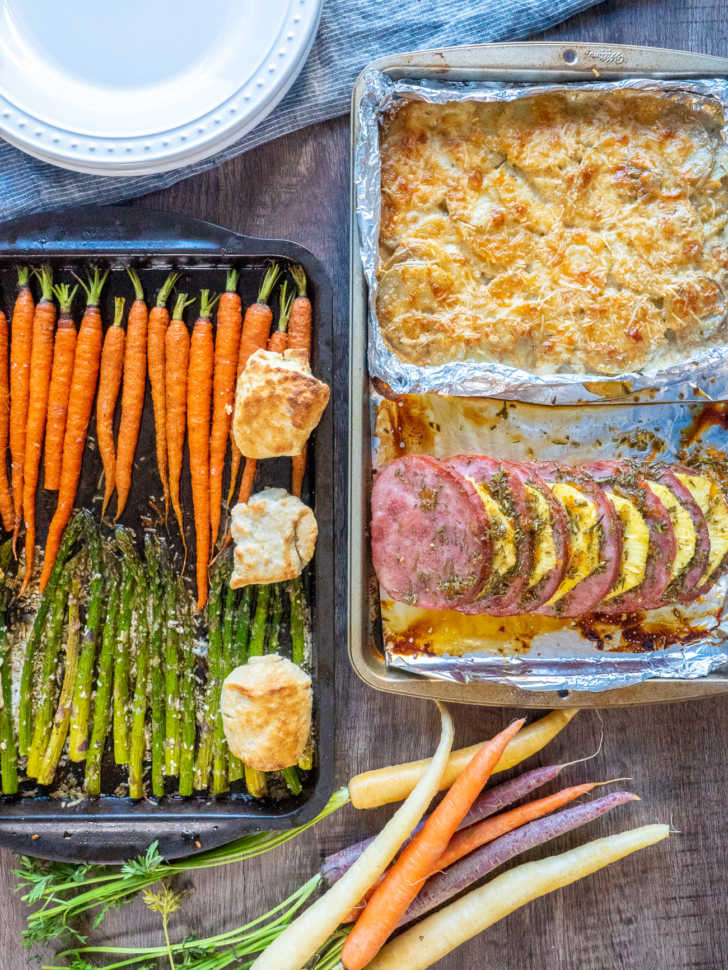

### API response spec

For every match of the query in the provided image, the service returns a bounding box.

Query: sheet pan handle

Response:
[371,42,728,82]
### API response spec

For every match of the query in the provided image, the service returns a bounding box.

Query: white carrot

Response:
[250,703,454,970]
[367,823,669,970]
[349,708,578,810]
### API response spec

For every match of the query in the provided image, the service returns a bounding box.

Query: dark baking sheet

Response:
[0,206,335,862]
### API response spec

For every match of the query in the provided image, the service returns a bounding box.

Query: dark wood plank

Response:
[3,1,728,967]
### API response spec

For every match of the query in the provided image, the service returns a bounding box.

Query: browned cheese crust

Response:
[221,655,312,771]
[377,90,728,375]
[233,348,330,458]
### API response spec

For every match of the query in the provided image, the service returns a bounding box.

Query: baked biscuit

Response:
[230,488,317,588]
[222,655,312,771]
[233,348,330,458]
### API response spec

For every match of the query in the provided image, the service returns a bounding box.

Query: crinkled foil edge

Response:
[355,72,728,402]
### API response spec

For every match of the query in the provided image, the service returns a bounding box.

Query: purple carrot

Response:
[321,764,563,886]
[399,790,639,927]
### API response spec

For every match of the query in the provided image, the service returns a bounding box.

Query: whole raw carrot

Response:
[341,718,526,970]
[97,297,126,517]
[237,280,294,506]
[188,290,217,610]
[114,269,148,520]
[20,265,56,593]
[39,269,107,592]
[148,272,178,520]
[209,268,241,549]
[288,265,312,497]
[166,293,194,550]
[44,284,78,491]
[9,267,34,548]
[226,263,280,506]
[342,775,594,924]
[0,311,12,531]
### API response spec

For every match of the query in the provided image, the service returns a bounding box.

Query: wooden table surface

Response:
[3,2,728,967]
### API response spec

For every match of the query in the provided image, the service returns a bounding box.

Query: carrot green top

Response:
[225,268,240,293]
[35,264,54,302]
[198,289,220,320]
[290,263,307,298]
[112,297,126,328]
[127,268,144,302]
[257,263,280,305]
[172,292,195,322]
[156,271,179,309]
[75,268,109,308]
[276,280,295,334]
[16,266,29,288]
[52,283,79,314]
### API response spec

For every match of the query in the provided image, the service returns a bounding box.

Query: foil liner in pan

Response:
[355,72,728,403]
[371,388,728,691]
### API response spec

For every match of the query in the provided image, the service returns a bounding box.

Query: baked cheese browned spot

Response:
[377,89,728,375]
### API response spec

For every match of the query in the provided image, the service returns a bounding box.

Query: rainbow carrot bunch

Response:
[250,707,667,970]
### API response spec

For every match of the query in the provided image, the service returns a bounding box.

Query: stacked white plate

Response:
[0,0,322,175]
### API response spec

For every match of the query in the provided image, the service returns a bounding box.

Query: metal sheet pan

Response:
[348,42,728,709]
[0,206,335,862]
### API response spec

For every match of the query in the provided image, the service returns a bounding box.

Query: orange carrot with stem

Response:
[148,272,178,521]
[39,269,107,592]
[209,269,241,549]
[341,718,526,970]
[288,264,311,498]
[20,265,56,593]
[10,267,34,549]
[188,290,218,610]
[166,293,195,555]
[0,310,12,532]
[436,781,607,871]
[44,283,78,491]
[236,280,294,506]
[114,268,148,521]
[226,263,280,506]
[97,297,126,517]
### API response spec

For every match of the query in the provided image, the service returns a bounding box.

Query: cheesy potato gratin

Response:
[377,90,728,375]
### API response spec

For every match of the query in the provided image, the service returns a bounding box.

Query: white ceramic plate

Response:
[0,0,322,175]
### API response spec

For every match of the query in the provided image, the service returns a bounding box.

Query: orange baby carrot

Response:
[187,290,217,610]
[148,272,178,520]
[9,267,34,548]
[436,782,600,871]
[209,269,241,549]
[0,310,13,532]
[44,283,78,491]
[226,263,279,506]
[288,265,311,498]
[21,266,56,593]
[39,269,107,592]
[97,297,126,518]
[166,293,194,552]
[341,718,526,970]
[114,268,148,520]
[236,281,294,506]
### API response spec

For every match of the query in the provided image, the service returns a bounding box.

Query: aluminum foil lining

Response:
[371,388,728,691]
[355,71,728,403]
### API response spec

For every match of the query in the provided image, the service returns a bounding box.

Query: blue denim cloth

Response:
[0,0,603,217]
